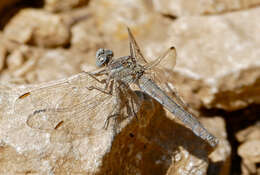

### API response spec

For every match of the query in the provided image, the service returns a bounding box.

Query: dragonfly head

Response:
[96,48,114,67]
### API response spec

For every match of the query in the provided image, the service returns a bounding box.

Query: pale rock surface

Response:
[71,2,260,111]
[236,122,260,175]
[0,70,216,174]
[4,9,70,47]
[166,116,230,175]
[0,37,6,71]
[205,117,231,175]
[152,0,260,16]
[166,8,260,111]
[0,35,92,84]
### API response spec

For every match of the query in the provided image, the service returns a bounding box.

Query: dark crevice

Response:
[0,0,44,30]
[200,104,260,175]
[161,13,178,20]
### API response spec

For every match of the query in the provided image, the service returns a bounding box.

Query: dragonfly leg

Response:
[84,71,107,84]
[129,96,138,120]
[103,113,120,129]
[86,76,114,95]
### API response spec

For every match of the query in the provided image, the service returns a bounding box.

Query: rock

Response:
[152,0,260,16]
[0,70,216,174]
[0,39,7,71]
[44,0,89,12]
[158,8,260,111]
[205,117,231,175]
[79,1,260,111]
[4,9,70,47]
[0,39,92,84]
[236,123,260,175]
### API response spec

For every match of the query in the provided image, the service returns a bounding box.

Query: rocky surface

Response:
[44,0,89,12]
[1,72,216,174]
[153,0,260,16]
[0,0,259,175]
[236,122,260,175]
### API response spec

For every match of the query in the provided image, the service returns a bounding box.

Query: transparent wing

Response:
[127,27,148,64]
[144,46,176,70]
[14,72,117,139]
[145,46,189,112]
[143,46,177,95]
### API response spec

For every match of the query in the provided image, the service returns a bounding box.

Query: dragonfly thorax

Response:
[96,48,114,67]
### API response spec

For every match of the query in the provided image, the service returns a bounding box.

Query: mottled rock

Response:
[205,117,231,175]
[78,1,260,111]
[0,43,6,71]
[168,8,260,111]
[0,70,216,174]
[0,39,92,84]
[236,123,260,175]
[4,9,70,47]
[44,0,89,12]
[153,0,260,16]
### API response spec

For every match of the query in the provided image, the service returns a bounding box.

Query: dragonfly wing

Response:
[144,46,176,70]
[127,27,148,64]
[14,72,114,137]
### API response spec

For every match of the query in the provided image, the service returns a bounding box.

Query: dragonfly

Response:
[15,27,218,147]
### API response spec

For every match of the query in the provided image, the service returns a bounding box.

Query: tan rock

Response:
[236,123,260,175]
[153,0,260,16]
[0,43,6,71]
[81,1,260,111]
[158,8,260,111]
[0,70,216,174]
[205,117,231,175]
[4,9,70,47]
[44,0,89,12]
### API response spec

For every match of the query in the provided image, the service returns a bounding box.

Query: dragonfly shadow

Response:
[98,91,213,175]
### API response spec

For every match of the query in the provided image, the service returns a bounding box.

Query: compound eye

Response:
[105,50,113,58]
[96,48,105,59]
[96,55,107,67]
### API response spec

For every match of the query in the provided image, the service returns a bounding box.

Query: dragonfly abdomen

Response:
[138,76,218,147]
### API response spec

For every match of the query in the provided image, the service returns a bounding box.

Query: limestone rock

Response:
[0,37,92,84]
[44,0,89,12]
[166,8,260,111]
[152,0,260,16]
[0,38,7,71]
[205,117,231,175]
[4,9,70,47]
[236,123,260,175]
[78,1,260,111]
[0,71,216,174]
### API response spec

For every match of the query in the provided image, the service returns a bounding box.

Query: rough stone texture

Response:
[236,123,260,175]
[165,8,260,111]
[204,117,231,175]
[70,1,260,111]
[44,0,89,12]
[153,0,260,16]
[4,9,70,47]
[0,71,215,174]
[0,36,93,84]
[0,35,7,71]
[166,116,231,175]
[0,0,259,174]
